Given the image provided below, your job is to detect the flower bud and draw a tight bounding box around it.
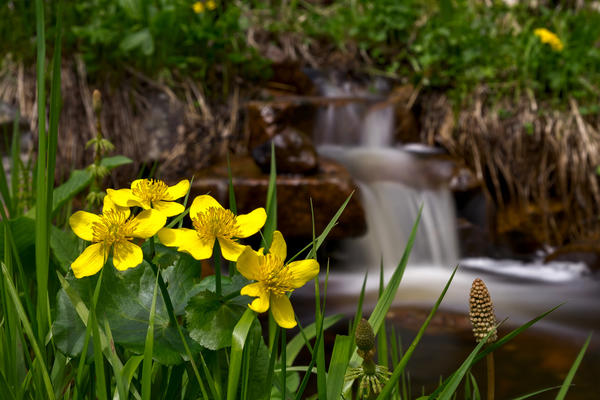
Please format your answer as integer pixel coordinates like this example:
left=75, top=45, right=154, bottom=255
left=92, top=89, right=102, bottom=114
left=469, top=278, right=497, bottom=343
left=355, top=318, right=376, bottom=351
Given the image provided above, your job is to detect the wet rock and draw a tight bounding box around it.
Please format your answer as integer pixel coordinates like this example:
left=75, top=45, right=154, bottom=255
left=449, top=166, right=481, bottom=192
left=544, top=240, right=600, bottom=271
left=140, top=92, right=186, bottom=164
left=251, top=127, right=319, bottom=174
left=246, top=99, right=317, bottom=150
left=191, top=155, right=366, bottom=239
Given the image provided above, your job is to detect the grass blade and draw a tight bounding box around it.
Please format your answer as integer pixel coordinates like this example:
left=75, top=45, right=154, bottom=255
left=511, top=385, right=562, bottom=400
left=34, top=0, right=50, bottom=344
left=1, top=262, right=55, bottom=400
left=227, top=308, right=256, bottom=400
left=555, top=333, right=592, bottom=400
left=377, top=265, right=458, bottom=399
left=263, top=142, right=277, bottom=252
left=307, top=192, right=354, bottom=259
left=142, top=275, right=159, bottom=400
left=326, top=335, right=353, bottom=400
left=286, top=314, right=343, bottom=366
left=10, top=109, right=21, bottom=214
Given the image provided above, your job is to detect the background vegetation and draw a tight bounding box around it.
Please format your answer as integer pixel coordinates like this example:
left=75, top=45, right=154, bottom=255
left=3, top=1, right=600, bottom=106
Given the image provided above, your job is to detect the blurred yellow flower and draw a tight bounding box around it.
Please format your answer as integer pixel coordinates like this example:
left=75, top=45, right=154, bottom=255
left=158, top=194, right=266, bottom=261
left=107, top=179, right=189, bottom=217
left=534, top=28, right=564, bottom=52
left=193, top=1, right=216, bottom=13
left=69, top=197, right=166, bottom=278
left=237, top=231, right=320, bottom=328
left=193, top=2, right=205, bottom=13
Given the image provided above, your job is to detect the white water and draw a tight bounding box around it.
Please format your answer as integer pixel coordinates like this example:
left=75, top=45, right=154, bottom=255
left=310, top=76, right=598, bottom=332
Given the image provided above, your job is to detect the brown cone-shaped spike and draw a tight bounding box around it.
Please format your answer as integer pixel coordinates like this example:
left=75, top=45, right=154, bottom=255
left=355, top=318, right=376, bottom=351
left=469, top=278, right=498, bottom=343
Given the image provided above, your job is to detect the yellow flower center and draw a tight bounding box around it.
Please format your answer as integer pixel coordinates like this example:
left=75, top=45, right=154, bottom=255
left=192, top=206, right=242, bottom=242
left=92, top=210, right=137, bottom=247
left=259, top=254, right=293, bottom=296
left=131, top=179, right=169, bottom=204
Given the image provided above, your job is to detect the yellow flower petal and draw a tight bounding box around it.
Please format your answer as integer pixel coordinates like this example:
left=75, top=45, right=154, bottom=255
left=153, top=200, right=185, bottom=217
left=164, top=180, right=190, bottom=201
left=158, top=228, right=213, bottom=260
left=240, top=281, right=263, bottom=298
left=131, top=209, right=166, bottom=238
left=107, top=188, right=145, bottom=209
left=190, top=195, right=222, bottom=219
left=268, top=230, right=286, bottom=260
left=217, top=237, right=246, bottom=262
left=112, top=241, right=143, bottom=271
left=71, top=243, right=107, bottom=278
left=242, top=283, right=270, bottom=313
left=271, top=294, right=296, bottom=328
left=102, top=195, right=131, bottom=217
left=69, top=211, right=101, bottom=242
left=287, top=259, right=320, bottom=288
left=235, top=208, right=267, bottom=238
left=236, top=246, right=262, bottom=281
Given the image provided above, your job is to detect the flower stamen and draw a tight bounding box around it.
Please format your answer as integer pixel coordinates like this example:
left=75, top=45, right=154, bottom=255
left=131, top=179, right=169, bottom=204
left=92, top=210, right=137, bottom=246
left=192, top=206, right=242, bottom=242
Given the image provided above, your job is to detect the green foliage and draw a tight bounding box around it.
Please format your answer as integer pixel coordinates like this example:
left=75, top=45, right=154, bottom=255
left=53, top=257, right=203, bottom=365
left=3, top=0, right=269, bottom=92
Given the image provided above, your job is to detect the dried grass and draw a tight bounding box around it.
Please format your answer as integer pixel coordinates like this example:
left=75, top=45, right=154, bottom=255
left=420, top=88, right=600, bottom=246
left=0, top=58, right=243, bottom=185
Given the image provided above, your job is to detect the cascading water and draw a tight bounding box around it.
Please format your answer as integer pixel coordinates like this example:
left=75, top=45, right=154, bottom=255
left=310, top=74, right=600, bottom=333
left=313, top=76, right=459, bottom=269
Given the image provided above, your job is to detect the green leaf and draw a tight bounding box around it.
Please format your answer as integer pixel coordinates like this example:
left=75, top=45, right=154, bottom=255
left=120, top=28, right=155, bottom=56
left=49, top=225, right=79, bottom=272
left=0, top=216, right=35, bottom=274
left=185, top=289, right=246, bottom=350
left=53, top=255, right=203, bottom=365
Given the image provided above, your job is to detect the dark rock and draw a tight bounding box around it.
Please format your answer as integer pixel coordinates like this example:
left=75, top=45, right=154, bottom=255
left=246, top=99, right=317, bottom=150
left=190, top=155, right=366, bottom=239
left=140, top=92, right=186, bottom=164
left=267, top=61, right=316, bottom=95
left=251, top=127, right=319, bottom=174
left=544, top=240, right=600, bottom=271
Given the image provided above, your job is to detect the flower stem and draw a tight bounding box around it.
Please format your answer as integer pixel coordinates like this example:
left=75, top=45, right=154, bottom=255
left=486, top=352, right=495, bottom=400
left=214, top=241, right=222, bottom=298
left=146, top=258, right=213, bottom=399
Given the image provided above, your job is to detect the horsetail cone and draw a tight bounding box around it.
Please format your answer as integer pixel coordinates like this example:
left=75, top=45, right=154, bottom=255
left=356, top=318, right=376, bottom=351
left=469, top=278, right=498, bottom=343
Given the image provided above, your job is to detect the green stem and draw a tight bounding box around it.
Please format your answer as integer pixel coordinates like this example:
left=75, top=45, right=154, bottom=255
left=146, top=258, right=216, bottom=399
left=214, top=241, right=222, bottom=298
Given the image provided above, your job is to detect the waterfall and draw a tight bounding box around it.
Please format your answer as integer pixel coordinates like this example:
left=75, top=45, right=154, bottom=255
left=313, top=78, right=459, bottom=269
left=308, top=75, right=598, bottom=333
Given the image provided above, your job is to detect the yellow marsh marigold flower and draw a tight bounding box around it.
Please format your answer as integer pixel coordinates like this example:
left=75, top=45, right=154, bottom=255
left=237, top=231, right=319, bottom=328
left=192, top=1, right=205, bottom=13
left=69, top=196, right=166, bottom=278
left=158, top=194, right=266, bottom=261
left=107, top=179, right=189, bottom=217
left=534, top=28, right=564, bottom=52
left=193, top=0, right=216, bottom=13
